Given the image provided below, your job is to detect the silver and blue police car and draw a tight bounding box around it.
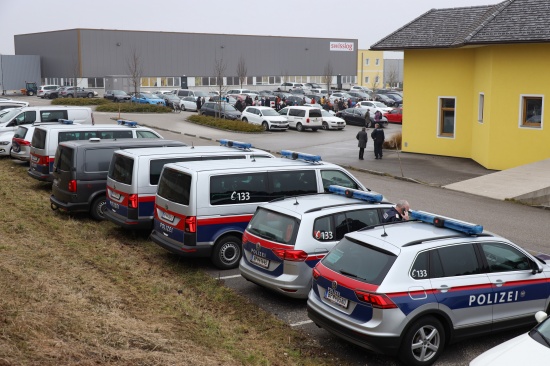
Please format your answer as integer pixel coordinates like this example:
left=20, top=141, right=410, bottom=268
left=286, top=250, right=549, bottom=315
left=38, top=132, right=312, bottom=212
left=239, top=186, right=391, bottom=299
left=307, top=211, right=550, bottom=366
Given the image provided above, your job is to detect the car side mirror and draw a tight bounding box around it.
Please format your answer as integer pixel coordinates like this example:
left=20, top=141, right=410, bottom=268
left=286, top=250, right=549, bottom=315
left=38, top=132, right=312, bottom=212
left=535, top=311, right=548, bottom=323
left=531, top=260, right=543, bottom=274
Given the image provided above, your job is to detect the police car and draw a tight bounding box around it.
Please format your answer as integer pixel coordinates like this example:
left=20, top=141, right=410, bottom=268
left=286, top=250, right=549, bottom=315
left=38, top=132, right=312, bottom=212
left=307, top=211, right=550, bottom=366
left=239, top=186, right=391, bottom=299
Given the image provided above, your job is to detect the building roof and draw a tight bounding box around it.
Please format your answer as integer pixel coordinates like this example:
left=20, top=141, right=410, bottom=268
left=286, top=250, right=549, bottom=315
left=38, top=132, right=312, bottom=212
left=371, top=0, right=550, bottom=50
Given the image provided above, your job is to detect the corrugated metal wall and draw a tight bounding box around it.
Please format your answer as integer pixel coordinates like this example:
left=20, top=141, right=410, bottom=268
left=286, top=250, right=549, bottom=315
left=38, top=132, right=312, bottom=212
left=15, top=29, right=357, bottom=79
left=0, top=55, right=41, bottom=90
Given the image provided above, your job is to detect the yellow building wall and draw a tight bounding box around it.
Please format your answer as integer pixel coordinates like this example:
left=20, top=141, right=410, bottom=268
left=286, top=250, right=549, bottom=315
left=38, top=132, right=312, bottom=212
left=402, top=44, right=550, bottom=170
left=357, top=50, right=384, bottom=89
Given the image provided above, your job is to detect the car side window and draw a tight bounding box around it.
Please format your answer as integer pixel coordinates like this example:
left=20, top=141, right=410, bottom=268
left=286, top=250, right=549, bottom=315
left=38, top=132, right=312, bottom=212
left=480, top=242, right=531, bottom=272
left=278, top=108, right=288, bottom=116
left=288, top=109, right=299, bottom=117
left=435, top=244, right=482, bottom=277
left=320, top=170, right=359, bottom=192
left=313, top=215, right=335, bottom=241
left=297, top=110, right=306, bottom=117
left=410, top=251, right=430, bottom=280
left=136, top=130, right=160, bottom=138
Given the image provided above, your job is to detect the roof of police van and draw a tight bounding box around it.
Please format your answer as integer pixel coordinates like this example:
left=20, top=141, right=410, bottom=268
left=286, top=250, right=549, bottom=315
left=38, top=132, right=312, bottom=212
left=58, top=138, right=186, bottom=148
left=34, top=123, right=154, bottom=130
left=164, top=157, right=335, bottom=171
left=115, top=145, right=274, bottom=157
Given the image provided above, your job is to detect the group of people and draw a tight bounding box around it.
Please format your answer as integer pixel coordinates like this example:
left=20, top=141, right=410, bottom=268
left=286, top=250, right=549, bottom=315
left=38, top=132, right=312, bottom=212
left=356, top=122, right=385, bottom=160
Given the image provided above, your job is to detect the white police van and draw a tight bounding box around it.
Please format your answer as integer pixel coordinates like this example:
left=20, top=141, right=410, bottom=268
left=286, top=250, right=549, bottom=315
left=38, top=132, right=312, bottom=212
left=0, top=106, right=94, bottom=134
left=28, top=120, right=162, bottom=182
left=105, top=140, right=275, bottom=230
left=307, top=211, right=550, bottom=366
left=150, top=151, right=369, bottom=269
left=239, top=186, right=392, bottom=299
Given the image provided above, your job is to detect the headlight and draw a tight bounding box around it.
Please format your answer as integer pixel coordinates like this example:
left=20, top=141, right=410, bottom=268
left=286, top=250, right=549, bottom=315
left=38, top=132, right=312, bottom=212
left=0, top=141, right=10, bottom=145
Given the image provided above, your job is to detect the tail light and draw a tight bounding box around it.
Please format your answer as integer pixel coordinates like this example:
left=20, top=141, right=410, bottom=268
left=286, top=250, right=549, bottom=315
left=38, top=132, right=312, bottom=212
left=306, top=118, right=310, bottom=123
left=13, top=138, right=30, bottom=146
left=272, top=248, right=308, bottom=262
left=185, top=216, right=196, bottom=233
left=354, top=290, right=397, bottom=309
left=312, top=267, right=321, bottom=280
left=68, top=179, right=77, bottom=193
left=128, top=194, right=138, bottom=209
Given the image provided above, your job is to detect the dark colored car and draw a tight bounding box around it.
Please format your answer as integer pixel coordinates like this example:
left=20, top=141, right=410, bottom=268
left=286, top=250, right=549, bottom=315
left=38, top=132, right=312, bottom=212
left=50, top=138, right=187, bottom=220
left=103, top=90, right=131, bottom=102
left=60, top=87, right=96, bottom=98
left=335, top=108, right=368, bottom=126
left=283, top=96, right=305, bottom=106
left=347, top=91, right=370, bottom=101
left=374, top=94, right=396, bottom=106
left=43, top=87, right=68, bottom=100
left=159, top=93, right=181, bottom=108
left=199, top=102, right=241, bottom=120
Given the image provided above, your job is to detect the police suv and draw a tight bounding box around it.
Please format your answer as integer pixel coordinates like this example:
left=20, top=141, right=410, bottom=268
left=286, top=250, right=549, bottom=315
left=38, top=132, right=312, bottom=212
left=240, top=186, right=391, bottom=299
left=307, top=211, right=550, bottom=366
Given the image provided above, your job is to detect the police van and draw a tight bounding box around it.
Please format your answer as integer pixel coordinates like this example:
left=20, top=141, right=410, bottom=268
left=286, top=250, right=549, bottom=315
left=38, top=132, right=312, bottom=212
left=240, top=186, right=392, bottom=299
left=105, top=140, right=275, bottom=230
left=0, top=106, right=94, bottom=134
left=150, top=151, right=370, bottom=269
left=29, top=120, right=163, bottom=182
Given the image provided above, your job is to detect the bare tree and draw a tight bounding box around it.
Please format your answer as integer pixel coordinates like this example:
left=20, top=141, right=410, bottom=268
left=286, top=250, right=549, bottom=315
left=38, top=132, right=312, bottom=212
left=236, top=55, right=247, bottom=90
left=370, top=72, right=381, bottom=94
left=386, top=66, right=399, bottom=89
left=126, top=48, right=142, bottom=96
left=322, top=62, right=334, bottom=96
left=213, top=54, right=227, bottom=118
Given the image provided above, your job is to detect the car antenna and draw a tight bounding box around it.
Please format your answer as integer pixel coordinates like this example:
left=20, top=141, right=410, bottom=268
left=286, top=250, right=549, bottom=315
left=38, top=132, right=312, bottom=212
left=293, top=197, right=299, bottom=205
left=381, top=224, right=388, bottom=237
left=251, top=154, right=256, bottom=162
left=191, top=142, right=194, bottom=149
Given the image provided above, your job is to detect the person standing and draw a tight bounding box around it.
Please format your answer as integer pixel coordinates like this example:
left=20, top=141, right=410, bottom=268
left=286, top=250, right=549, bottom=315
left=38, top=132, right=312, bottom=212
left=382, top=200, right=410, bottom=222
left=356, top=127, right=368, bottom=160
left=196, top=96, right=202, bottom=112
left=364, top=109, right=371, bottom=127
left=371, top=123, right=385, bottom=159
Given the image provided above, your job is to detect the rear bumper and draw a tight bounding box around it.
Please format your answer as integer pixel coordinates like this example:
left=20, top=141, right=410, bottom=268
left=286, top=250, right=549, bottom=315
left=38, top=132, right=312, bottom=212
left=28, top=168, right=52, bottom=182
left=150, top=230, right=210, bottom=257
left=50, top=194, right=89, bottom=213
left=104, top=209, right=152, bottom=231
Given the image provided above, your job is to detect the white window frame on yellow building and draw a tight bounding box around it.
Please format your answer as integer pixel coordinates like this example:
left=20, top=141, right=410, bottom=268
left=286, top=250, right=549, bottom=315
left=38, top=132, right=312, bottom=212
left=478, top=93, right=484, bottom=123
left=519, top=94, right=543, bottom=129
left=438, top=96, right=456, bottom=138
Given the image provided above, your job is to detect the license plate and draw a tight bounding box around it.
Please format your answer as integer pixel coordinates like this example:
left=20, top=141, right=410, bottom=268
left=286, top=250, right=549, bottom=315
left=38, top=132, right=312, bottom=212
left=161, top=211, right=175, bottom=222
left=110, top=191, right=121, bottom=200
left=250, top=255, right=270, bottom=269
left=325, top=287, right=349, bottom=308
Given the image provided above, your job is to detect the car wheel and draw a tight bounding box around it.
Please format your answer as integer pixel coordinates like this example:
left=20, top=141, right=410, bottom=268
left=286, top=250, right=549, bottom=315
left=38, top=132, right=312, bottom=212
left=67, top=94, right=73, bottom=98
left=27, top=91, right=35, bottom=96
left=312, top=128, right=318, bottom=132
left=262, top=122, right=269, bottom=131
left=400, top=316, right=445, bottom=366
left=87, top=93, right=93, bottom=98
left=182, top=105, right=186, bottom=111
left=90, top=196, right=107, bottom=221
left=242, top=117, right=248, bottom=122
left=322, top=122, right=329, bottom=130
left=211, top=235, right=242, bottom=270
left=296, top=122, right=303, bottom=132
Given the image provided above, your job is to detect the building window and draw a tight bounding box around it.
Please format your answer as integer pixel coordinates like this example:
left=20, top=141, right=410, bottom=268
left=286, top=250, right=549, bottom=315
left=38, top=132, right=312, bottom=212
left=365, top=76, right=369, bottom=83
left=365, top=59, right=370, bottom=66
left=521, top=95, right=543, bottom=128
left=478, top=93, right=484, bottom=123
left=375, top=75, right=379, bottom=83
left=439, top=97, right=456, bottom=137
left=375, top=59, right=380, bottom=66
left=194, top=77, right=202, bottom=86
left=161, top=77, right=179, bottom=87
left=275, top=76, right=281, bottom=84
left=88, top=77, right=104, bottom=88
left=141, top=77, right=157, bottom=87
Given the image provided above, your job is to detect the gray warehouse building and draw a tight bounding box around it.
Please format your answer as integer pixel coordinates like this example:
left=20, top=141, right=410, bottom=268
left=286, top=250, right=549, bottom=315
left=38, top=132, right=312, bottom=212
left=14, top=29, right=358, bottom=92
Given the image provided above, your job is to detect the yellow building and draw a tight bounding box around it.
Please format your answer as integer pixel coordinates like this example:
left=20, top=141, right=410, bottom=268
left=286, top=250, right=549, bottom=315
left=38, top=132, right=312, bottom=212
left=371, top=0, right=550, bottom=170
left=357, top=50, right=384, bottom=90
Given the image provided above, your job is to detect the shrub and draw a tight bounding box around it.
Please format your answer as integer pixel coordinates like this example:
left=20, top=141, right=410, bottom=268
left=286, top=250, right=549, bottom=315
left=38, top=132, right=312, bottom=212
left=96, top=103, right=171, bottom=113
left=51, top=98, right=110, bottom=106
left=383, top=132, right=402, bottom=150
left=188, top=115, right=264, bottom=133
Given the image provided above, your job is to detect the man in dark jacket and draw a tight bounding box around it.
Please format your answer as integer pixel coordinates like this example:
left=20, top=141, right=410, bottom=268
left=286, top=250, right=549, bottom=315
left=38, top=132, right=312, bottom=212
left=371, top=123, right=385, bottom=159
left=356, top=127, right=368, bottom=160
left=196, top=96, right=202, bottom=111
left=382, top=200, right=410, bottom=223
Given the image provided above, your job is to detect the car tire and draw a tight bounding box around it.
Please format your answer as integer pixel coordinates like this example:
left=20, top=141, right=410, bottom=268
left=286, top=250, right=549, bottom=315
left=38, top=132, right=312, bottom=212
left=242, top=117, right=248, bottom=122
left=322, top=122, right=329, bottom=130
left=87, top=93, right=93, bottom=98
left=211, top=235, right=242, bottom=270
left=296, top=122, right=303, bottom=132
left=90, top=196, right=107, bottom=221
left=27, top=91, right=35, bottom=96
left=312, top=128, right=318, bottom=132
left=399, top=316, right=445, bottom=366
left=262, top=121, right=269, bottom=131
left=67, top=94, right=73, bottom=98
left=182, top=105, right=186, bottom=111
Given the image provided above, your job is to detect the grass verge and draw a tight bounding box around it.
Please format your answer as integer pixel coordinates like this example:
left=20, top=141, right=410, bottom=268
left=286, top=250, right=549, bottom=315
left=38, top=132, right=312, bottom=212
left=51, top=98, right=111, bottom=106
left=188, top=115, right=264, bottom=133
left=95, top=103, right=172, bottom=113
left=0, top=158, right=337, bottom=366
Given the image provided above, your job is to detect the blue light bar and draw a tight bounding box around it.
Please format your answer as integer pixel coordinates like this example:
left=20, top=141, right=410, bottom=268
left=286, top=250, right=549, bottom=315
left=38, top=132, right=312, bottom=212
left=280, top=150, right=322, bottom=163
left=328, top=185, right=383, bottom=203
left=409, top=210, right=483, bottom=235
left=219, top=139, right=252, bottom=150
left=59, top=119, right=74, bottom=124
left=117, top=119, right=138, bottom=127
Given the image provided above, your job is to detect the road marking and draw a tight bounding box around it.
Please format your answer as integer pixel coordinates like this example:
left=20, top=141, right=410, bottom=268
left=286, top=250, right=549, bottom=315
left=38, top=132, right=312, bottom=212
left=290, top=320, right=313, bottom=327
left=216, top=274, right=242, bottom=280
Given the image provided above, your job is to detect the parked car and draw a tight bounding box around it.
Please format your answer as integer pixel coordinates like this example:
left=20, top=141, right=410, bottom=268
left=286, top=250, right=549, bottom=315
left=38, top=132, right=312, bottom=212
left=384, top=107, right=403, bottom=123
left=131, top=92, right=166, bottom=106
left=159, top=93, right=181, bottom=108
left=103, top=90, right=131, bottom=102
left=283, top=95, right=305, bottom=106
left=374, top=93, right=397, bottom=106
left=336, top=108, right=388, bottom=127
left=347, top=91, right=371, bottom=101
left=10, top=124, right=37, bottom=161
left=37, top=85, right=60, bottom=98
left=60, top=87, right=97, bottom=98
left=179, top=96, right=199, bottom=111
left=320, top=109, right=346, bottom=130
left=350, top=85, right=373, bottom=93
left=356, top=100, right=393, bottom=113
left=241, top=106, right=289, bottom=131
left=277, top=106, right=322, bottom=131
left=277, top=82, right=306, bottom=91
left=0, top=131, right=15, bottom=156
left=43, top=86, right=68, bottom=99
left=329, top=92, right=355, bottom=103
left=199, top=102, right=241, bottom=120
left=0, top=100, right=29, bottom=111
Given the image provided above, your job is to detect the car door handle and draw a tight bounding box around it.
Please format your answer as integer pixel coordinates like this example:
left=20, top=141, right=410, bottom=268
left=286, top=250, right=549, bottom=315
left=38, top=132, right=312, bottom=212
left=493, top=280, right=504, bottom=287
left=438, top=285, right=450, bottom=293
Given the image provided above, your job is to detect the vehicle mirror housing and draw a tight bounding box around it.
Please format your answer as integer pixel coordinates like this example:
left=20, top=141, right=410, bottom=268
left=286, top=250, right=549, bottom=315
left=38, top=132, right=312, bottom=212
left=531, top=260, right=543, bottom=274
left=535, top=311, right=548, bottom=323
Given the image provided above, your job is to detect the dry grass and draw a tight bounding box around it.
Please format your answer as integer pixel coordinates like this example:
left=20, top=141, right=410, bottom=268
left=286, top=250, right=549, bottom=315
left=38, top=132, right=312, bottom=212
left=0, top=159, right=337, bottom=366
left=383, top=132, right=402, bottom=150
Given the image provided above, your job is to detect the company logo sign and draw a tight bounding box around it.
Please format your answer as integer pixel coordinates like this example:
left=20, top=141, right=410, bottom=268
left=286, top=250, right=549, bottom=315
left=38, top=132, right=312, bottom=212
left=330, top=42, right=354, bottom=52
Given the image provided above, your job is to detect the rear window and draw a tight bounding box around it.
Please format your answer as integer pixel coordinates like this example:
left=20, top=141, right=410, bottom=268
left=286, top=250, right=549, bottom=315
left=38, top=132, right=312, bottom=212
left=157, top=168, right=192, bottom=205
left=14, top=126, right=29, bottom=139
left=247, top=208, right=298, bottom=245
left=322, top=238, right=397, bottom=285
left=32, top=128, right=47, bottom=149
left=108, top=154, right=134, bottom=185
left=55, top=145, right=73, bottom=172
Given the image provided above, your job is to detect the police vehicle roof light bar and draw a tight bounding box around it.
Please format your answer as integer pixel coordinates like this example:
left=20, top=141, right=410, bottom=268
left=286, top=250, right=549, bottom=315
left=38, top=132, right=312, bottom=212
left=219, top=139, right=252, bottom=150
left=280, top=150, right=322, bottom=163
left=117, top=119, right=138, bottom=127
left=409, top=210, right=483, bottom=235
left=58, top=119, right=74, bottom=124
left=328, top=185, right=383, bottom=203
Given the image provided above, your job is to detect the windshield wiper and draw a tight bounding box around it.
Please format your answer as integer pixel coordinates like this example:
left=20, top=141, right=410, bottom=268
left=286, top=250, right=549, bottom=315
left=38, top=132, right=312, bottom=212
left=339, top=269, right=366, bottom=281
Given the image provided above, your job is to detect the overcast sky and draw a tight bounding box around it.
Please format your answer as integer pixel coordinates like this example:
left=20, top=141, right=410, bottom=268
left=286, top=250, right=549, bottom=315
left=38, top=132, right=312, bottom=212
left=0, top=0, right=496, bottom=56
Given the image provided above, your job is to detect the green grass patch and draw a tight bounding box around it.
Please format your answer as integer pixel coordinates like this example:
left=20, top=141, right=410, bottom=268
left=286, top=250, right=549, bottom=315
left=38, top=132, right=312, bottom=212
left=188, top=115, right=264, bottom=133
left=51, top=98, right=110, bottom=106
left=96, top=102, right=172, bottom=113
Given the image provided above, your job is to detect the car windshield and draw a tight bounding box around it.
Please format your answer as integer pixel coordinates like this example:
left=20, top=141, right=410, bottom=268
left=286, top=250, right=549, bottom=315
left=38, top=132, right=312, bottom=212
left=247, top=208, right=298, bottom=245
left=142, top=93, right=159, bottom=99
left=0, top=108, right=22, bottom=123
left=113, top=91, right=127, bottom=95
left=530, top=317, right=550, bottom=348
left=194, top=91, right=209, bottom=97
left=218, top=103, right=237, bottom=111
left=321, top=110, right=332, bottom=117
left=373, top=102, right=387, bottom=108
left=261, top=109, right=279, bottom=116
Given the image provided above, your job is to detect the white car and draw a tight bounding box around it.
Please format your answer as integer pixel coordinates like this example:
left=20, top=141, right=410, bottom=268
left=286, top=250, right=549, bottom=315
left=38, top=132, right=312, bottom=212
left=320, top=109, right=345, bottom=130
left=10, top=124, right=37, bottom=161
left=179, top=96, right=198, bottom=111
left=0, top=131, right=15, bottom=156
left=470, top=311, right=550, bottom=365
left=329, top=92, right=353, bottom=103
left=356, top=100, right=393, bottom=113
left=241, top=106, right=289, bottom=131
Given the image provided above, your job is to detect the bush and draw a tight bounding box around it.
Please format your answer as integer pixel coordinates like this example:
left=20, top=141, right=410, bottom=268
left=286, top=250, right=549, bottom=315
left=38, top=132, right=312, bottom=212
left=188, top=115, right=264, bottom=133
left=383, top=132, right=402, bottom=150
left=51, top=98, right=110, bottom=106
left=96, top=102, right=172, bottom=113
